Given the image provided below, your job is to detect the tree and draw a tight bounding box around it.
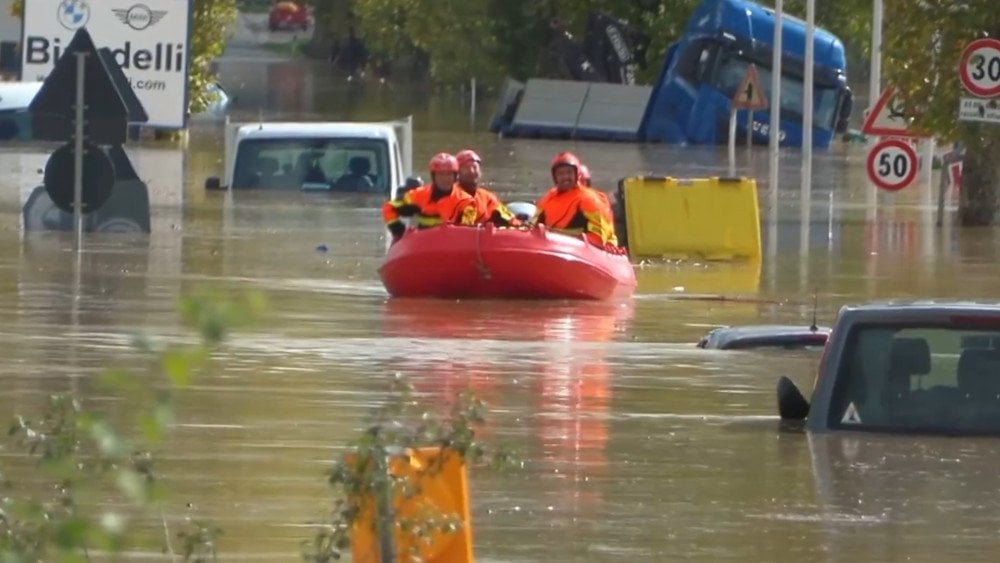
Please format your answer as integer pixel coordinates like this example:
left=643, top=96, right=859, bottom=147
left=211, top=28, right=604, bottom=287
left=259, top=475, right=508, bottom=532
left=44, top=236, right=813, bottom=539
left=10, top=0, right=236, bottom=119
left=188, top=0, right=239, bottom=115
left=879, top=0, right=1000, bottom=225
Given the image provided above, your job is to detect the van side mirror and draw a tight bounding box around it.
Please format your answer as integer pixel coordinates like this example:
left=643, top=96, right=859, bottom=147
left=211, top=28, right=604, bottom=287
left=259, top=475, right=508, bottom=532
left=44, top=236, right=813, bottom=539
left=777, top=376, right=810, bottom=420
left=205, top=176, right=222, bottom=190
left=835, top=89, right=853, bottom=134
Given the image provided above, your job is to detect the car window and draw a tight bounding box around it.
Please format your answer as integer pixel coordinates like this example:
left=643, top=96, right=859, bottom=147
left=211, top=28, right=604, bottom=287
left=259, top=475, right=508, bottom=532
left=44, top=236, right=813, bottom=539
left=231, top=137, right=388, bottom=192
left=829, top=322, right=1000, bottom=434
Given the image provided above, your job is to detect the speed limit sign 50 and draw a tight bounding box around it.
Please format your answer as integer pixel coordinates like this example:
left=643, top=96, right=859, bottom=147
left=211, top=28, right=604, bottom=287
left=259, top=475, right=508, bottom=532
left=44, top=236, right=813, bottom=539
left=867, top=139, right=918, bottom=192
left=960, top=38, right=1000, bottom=97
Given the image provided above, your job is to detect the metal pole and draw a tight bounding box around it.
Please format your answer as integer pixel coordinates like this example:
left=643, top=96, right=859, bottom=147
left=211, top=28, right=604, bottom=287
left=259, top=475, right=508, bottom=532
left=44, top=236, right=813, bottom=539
left=470, top=77, right=477, bottom=126
left=870, top=0, right=883, bottom=110
left=374, top=447, right=396, bottom=563
left=768, top=0, right=783, bottom=211
left=921, top=138, right=935, bottom=208
left=74, top=52, right=87, bottom=250
left=728, top=109, right=737, bottom=177
left=746, top=110, right=753, bottom=149
left=866, top=0, right=883, bottom=212
left=801, top=0, right=815, bottom=202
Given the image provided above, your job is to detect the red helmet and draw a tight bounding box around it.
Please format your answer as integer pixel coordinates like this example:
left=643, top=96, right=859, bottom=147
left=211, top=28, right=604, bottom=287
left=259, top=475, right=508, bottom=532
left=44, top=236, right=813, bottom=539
left=551, top=151, right=582, bottom=180
left=578, top=163, right=592, bottom=185
left=456, top=149, right=482, bottom=168
left=428, top=152, right=459, bottom=173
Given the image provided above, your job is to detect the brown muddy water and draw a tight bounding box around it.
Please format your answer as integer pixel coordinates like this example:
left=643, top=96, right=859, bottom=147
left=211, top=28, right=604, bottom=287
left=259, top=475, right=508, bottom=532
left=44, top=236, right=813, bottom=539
left=2, top=57, right=1000, bottom=561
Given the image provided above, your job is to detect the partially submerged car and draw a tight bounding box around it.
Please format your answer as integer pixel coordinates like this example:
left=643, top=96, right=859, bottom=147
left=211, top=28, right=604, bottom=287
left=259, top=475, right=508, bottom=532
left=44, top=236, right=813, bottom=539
left=205, top=118, right=416, bottom=199
left=778, top=301, right=1000, bottom=435
left=698, top=324, right=830, bottom=350
left=269, top=1, right=309, bottom=31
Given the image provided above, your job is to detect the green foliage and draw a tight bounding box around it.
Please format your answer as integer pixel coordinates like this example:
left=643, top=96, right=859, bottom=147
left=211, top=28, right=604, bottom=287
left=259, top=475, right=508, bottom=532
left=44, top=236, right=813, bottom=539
left=302, top=373, right=516, bottom=562
left=189, top=0, right=239, bottom=116
left=10, top=0, right=21, bottom=17
left=0, top=292, right=262, bottom=562
left=877, top=1, right=1000, bottom=224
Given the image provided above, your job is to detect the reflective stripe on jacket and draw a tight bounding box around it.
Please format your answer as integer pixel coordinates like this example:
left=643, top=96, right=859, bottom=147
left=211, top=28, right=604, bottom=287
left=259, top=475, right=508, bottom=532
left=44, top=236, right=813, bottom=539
left=382, top=185, right=478, bottom=229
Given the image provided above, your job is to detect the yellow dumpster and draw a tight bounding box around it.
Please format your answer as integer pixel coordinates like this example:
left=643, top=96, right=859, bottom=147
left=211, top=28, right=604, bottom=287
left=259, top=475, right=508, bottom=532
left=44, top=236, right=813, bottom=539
left=620, top=176, right=761, bottom=261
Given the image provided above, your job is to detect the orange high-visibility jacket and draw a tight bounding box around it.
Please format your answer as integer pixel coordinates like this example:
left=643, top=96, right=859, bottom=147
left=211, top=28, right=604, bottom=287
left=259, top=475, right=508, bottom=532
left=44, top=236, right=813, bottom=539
left=532, top=184, right=617, bottom=246
left=382, top=184, right=478, bottom=229
left=461, top=185, right=519, bottom=227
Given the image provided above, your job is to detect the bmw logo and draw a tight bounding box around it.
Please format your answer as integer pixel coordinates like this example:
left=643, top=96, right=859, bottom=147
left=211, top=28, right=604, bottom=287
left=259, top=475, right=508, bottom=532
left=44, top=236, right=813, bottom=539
left=57, top=0, right=90, bottom=31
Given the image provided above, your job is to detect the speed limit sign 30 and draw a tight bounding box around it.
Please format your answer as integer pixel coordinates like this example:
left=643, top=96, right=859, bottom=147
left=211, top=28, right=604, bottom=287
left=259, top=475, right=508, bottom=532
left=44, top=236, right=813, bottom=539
left=867, top=139, right=918, bottom=192
left=960, top=38, right=1000, bottom=97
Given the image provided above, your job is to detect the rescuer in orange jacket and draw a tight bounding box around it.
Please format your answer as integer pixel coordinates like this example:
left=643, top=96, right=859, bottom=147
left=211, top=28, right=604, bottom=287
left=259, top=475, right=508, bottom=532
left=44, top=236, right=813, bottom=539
left=576, top=162, right=619, bottom=246
left=455, top=149, right=519, bottom=227
left=382, top=153, right=478, bottom=242
left=529, top=152, right=619, bottom=248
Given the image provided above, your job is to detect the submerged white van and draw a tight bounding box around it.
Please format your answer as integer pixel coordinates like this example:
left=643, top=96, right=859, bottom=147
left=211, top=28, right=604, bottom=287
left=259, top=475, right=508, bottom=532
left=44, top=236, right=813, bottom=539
left=205, top=118, right=417, bottom=200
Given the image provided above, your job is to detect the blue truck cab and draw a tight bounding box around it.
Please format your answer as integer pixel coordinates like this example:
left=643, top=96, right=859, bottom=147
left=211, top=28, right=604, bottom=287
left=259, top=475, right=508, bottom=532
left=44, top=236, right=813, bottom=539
left=639, top=0, right=853, bottom=148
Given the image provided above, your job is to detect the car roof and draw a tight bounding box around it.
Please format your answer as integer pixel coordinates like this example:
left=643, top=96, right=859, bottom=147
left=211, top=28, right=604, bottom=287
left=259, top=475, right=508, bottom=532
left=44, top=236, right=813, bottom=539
left=838, top=301, right=1000, bottom=322
left=0, top=82, right=44, bottom=112
left=236, top=122, right=397, bottom=141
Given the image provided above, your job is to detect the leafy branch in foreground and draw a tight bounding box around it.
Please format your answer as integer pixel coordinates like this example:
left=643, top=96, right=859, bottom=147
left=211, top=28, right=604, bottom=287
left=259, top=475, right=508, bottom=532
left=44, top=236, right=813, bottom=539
left=0, top=292, right=263, bottom=562
left=302, top=373, right=517, bottom=563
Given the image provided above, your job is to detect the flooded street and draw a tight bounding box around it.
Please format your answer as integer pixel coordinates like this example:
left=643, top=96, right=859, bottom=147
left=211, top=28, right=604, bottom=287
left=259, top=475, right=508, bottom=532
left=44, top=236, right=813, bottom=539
left=3, top=56, right=1000, bottom=561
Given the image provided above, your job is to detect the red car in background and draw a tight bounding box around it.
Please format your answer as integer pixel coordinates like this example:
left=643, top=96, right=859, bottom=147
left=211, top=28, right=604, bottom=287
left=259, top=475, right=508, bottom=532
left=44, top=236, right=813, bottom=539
left=268, top=1, right=309, bottom=31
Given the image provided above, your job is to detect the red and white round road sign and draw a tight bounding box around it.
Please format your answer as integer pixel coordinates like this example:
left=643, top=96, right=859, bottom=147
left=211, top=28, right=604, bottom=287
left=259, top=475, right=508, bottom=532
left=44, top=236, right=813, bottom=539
left=960, top=38, right=1000, bottom=97
left=866, top=139, right=918, bottom=192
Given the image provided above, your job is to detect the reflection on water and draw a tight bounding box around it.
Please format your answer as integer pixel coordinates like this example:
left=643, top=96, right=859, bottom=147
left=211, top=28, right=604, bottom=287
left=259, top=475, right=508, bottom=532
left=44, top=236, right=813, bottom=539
left=1, top=56, right=1000, bottom=561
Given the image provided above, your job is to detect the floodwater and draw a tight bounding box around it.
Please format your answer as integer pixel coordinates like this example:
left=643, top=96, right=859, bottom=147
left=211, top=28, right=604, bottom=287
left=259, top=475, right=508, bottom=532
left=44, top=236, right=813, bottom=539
left=3, top=55, right=1000, bottom=562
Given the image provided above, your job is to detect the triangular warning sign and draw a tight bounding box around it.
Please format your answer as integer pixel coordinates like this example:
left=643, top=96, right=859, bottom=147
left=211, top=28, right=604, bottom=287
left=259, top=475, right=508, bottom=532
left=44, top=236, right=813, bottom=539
left=732, top=64, right=768, bottom=110
left=841, top=402, right=863, bottom=425
left=861, top=86, right=917, bottom=137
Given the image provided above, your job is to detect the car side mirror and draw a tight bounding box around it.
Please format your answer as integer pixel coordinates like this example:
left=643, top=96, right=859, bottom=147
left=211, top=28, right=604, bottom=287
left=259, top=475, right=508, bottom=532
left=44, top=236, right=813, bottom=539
left=205, top=176, right=222, bottom=190
left=835, top=89, right=853, bottom=134
left=777, top=376, right=810, bottom=420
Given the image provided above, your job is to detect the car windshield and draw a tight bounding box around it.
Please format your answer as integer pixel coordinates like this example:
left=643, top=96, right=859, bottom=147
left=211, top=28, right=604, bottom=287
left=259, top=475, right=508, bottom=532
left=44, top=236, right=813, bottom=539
left=713, top=55, right=840, bottom=130
left=231, top=137, right=388, bottom=192
left=829, top=322, right=1000, bottom=434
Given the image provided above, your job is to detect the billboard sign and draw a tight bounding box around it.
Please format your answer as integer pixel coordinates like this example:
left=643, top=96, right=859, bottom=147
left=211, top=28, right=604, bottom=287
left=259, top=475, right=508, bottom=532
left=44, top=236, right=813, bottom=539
left=21, top=0, right=192, bottom=128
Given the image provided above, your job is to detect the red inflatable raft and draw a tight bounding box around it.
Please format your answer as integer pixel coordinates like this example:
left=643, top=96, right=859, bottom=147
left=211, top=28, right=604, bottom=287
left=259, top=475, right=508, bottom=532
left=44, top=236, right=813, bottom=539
left=379, top=224, right=636, bottom=300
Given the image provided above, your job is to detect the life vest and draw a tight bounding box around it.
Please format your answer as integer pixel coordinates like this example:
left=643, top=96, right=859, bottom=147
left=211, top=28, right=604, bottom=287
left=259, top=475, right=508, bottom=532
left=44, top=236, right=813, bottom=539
left=382, top=184, right=478, bottom=229
left=591, top=188, right=619, bottom=246
left=532, top=184, right=617, bottom=246
left=459, top=184, right=519, bottom=227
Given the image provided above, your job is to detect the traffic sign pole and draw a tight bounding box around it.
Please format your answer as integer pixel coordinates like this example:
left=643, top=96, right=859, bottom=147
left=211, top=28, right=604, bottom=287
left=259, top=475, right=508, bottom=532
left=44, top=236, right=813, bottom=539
left=728, top=109, right=737, bottom=176
left=74, top=51, right=87, bottom=250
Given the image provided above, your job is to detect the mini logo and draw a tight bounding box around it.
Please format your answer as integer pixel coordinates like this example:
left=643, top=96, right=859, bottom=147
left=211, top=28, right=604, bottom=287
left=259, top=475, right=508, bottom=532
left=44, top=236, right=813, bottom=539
left=112, top=4, right=167, bottom=30
left=57, top=0, right=90, bottom=30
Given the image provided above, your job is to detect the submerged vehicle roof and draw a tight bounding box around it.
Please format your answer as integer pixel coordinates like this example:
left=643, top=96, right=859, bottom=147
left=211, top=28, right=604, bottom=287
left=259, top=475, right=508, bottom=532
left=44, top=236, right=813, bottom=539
left=698, top=324, right=831, bottom=350
left=686, top=0, right=846, bottom=71
left=234, top=122, right=399, bottom=141
left=836, top=300, right=1000, bottom=321
left=0, top=81, right=44, bottom=112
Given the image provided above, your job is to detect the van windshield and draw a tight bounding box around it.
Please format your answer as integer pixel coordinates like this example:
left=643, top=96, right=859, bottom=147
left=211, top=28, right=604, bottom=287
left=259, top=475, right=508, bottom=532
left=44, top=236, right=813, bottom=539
left=829, top=323, right=1000, bottom=435
left=713, top=55, right=840, bottom=130
left=231, top=137, right=388, bottom=192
